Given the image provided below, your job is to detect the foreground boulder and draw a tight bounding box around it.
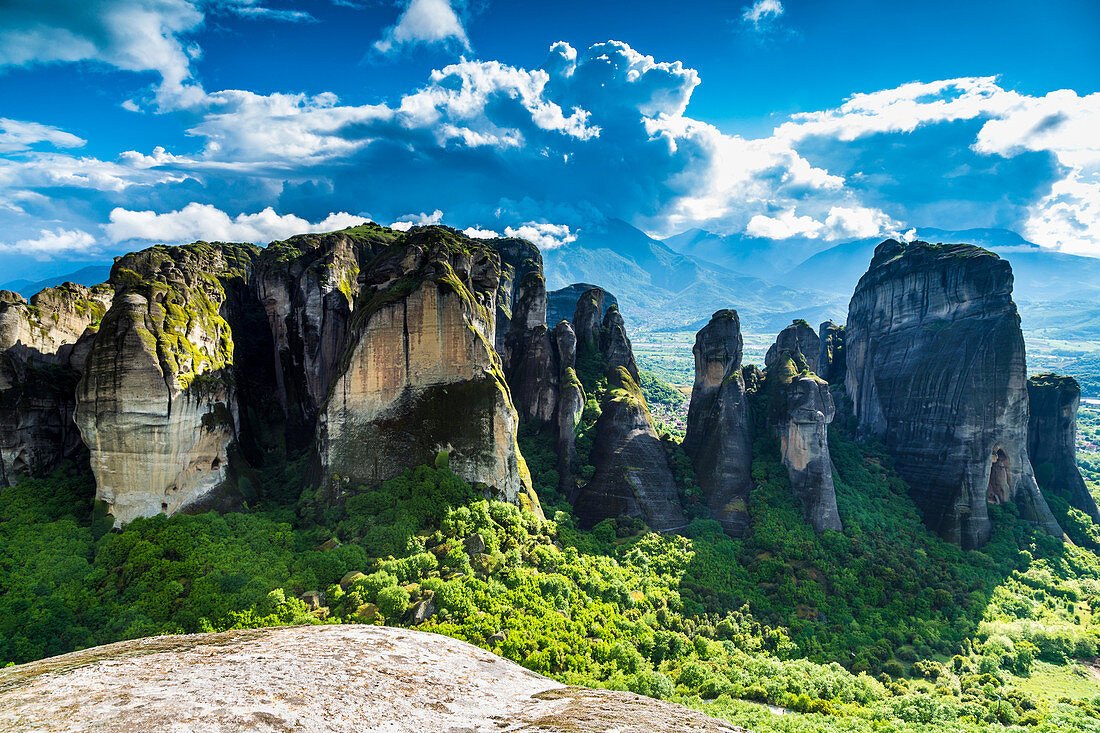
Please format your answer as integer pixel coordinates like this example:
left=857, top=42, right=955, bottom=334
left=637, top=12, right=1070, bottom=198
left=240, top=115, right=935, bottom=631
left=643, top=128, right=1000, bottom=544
left=0, top=284, right=112, bottom=484
left=846, top=239, right=1061, bottom=548
left=683, top=310, right=754, bottom=536
left=1028, top=373, right=1100, bottom=523
left=0, top=626, right=745, bottom=732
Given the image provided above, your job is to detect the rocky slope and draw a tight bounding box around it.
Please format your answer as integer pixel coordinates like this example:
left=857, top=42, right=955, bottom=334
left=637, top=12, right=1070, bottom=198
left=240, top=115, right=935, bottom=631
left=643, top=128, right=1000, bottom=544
left=845, top=239, right=1061, bottom=548
left=1028, top=373, right=1100, bottom=523
left=683, top=310, right=755, bottom=536
left=0, top=284, right=112, bottom=485
left=0, top=626, right=745, bottom=732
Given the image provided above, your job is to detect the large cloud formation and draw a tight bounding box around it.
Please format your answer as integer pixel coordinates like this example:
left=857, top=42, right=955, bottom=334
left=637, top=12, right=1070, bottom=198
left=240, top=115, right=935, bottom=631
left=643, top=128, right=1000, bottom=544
left=0, top=0, right=1097, bottom=264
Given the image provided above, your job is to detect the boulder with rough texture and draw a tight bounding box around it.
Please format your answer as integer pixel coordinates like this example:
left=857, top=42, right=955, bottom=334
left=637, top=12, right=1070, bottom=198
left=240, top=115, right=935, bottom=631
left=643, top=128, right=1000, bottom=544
left=1028, top=373, right=1100, bottom=523
left=765, top=319, right=820, bottom=373
left=75, top=243, right=256, bottom=524
left=766, top=353, right=842, bottom=532
left=817, top=320, right=846, bottom=384
left=683, top=310, right=754, bottom=536
left=573, top=366, right=686, bottom=531
left=0, top=626, right=745, bottom=733
left=846, top=239, right=1061, bottom=548
left=317, top=227, right=540, bottom=515
left=0, top=284, right=113, bottom=484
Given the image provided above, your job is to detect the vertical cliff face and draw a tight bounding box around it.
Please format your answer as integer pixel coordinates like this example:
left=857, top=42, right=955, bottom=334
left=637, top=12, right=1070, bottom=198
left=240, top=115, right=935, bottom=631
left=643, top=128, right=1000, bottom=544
left=75, top=244, right=257, bottom=524
left=491, top=238, right=543, bottom=355
left=1028, top=374, right=1099, bottom=523
left=317, top=228, right=540, bottom=515
left=0, top=284, right=113, bottom=485
left=599, top=305, right=639, bottom=383
left=571, top=288, right=605, bottom=352
left=552, top=320, right=584, bottom=494
left=846, top=239, right=1061, bottom=548
left=573, top=366, right=686, bottom=531
left=766, top=352, right=843, bottom=532
left=501, top=271, right=557, bottom=425
left=765, top=320, right=820, bottom=373
left=817, top=321, right=846, bottom=385
left=682, top=310, right=754, bottom=536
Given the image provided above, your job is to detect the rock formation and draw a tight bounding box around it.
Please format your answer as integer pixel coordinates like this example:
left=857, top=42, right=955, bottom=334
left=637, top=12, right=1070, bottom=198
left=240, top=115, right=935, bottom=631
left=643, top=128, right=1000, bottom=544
left=766, top=351, right=843, bottom=532
left=546, top=283, right=617, bottom=330
left=502, top=270, right=558, bottom=425
left=75, top=243, right=256, bottom=524
left=817, top=320, right=846, bottom=384
left=572, top=287, right=605, bottom=352
left=765, top=319, right=819, bottom=373
left=552, top=320, right=584, bottom=493
left=682, top=310, right=754, bottom=536
left=0, top=284, right=112, bottom=484
left=317, top=227, right=540, bottom=515
left=573, top=366, right=686, bottom=531
left=1028, top=373, right=1100, bottom=523
left=492, top=237, right=544, bottom=354
left=0, top=626, right=744, bottom=732
left=846, top=239, right=1061, bottom=547
left=600, top=305, right=640, bottom=382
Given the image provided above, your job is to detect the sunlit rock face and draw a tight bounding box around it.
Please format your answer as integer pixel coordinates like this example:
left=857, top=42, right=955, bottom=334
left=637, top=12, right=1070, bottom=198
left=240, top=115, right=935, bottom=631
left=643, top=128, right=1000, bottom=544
left=317, top=229, right=540, bottom=516
left=683, top=309, right=754, bottom=536
left=846, top=239, right=1061, bottom=548
left=75, top=244, right=255, bottom=525
left=0, top=284, right=112, bottom=485
left=1028, top=373, right=1100, bottom=523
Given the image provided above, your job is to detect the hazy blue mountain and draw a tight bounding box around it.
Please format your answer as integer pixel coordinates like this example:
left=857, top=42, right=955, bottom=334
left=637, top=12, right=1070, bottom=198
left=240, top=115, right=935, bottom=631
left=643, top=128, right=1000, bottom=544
left=661, top=229, right=825, bottom=280
left=541, top=219, right=844, bottom=332
left=1, top=264, right=112, bottom=297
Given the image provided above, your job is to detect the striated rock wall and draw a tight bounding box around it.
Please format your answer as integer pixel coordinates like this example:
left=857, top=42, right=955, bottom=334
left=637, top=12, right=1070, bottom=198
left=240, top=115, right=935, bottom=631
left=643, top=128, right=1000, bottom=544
left=817, top=321, right=846, bottom=384
left=1028, top=373, right=1100, bottom=523
left=766, top=353, right=842, bottom=532
left=75, top=243, right=256, bottom=524
left=317, top=229, right=540, bottom=515
left=683, top=310, right=754, bottom=536
left=0, top=284, right=113, bottom=484
left=846, top=239, right=1061, bottom=547
left=502, top=271, right=558, bottom=425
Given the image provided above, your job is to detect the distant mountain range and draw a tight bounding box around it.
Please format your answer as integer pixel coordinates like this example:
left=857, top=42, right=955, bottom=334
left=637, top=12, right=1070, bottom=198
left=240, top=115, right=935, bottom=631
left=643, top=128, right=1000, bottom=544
left=1, top=265, right=113, bottom=298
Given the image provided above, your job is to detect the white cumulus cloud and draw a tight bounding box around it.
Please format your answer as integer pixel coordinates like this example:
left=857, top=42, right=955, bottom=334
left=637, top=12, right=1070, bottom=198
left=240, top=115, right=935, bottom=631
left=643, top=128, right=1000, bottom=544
left=0, top=228, right=98, bottom=259
left=742, top=0, right=784, bottom=29
left=106, top=203, right=370, bottom=244
left=389, top=209, right=444, bottom=231
left=503, top=222, right=576, bottom=250
left=374, top=0, right=470, bottom=55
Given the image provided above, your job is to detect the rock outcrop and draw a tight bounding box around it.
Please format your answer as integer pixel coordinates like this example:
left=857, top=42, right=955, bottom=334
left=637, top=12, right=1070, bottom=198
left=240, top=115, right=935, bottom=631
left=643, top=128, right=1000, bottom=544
left=765, top=319, right=819, bottom=373
left=502, top=270, right=558, bottom=425
left=766, top=352, right=842, bottom=532
left=600, top=305, right=640, bottom=382
left=0, top=626, right=744, bottom=733
left=492, top=237, right=544, bottom=354
left=572, top=287, right=605, bottom=352
left=846, top=239, right=1061, bottom=547
left=317, top=228, right=540, bottom=515
left=0, top=284, right=112, bottom=484
left=552, top=320, right=584, bottom=493
left=75, top=243, right=256, bottom=524
left=1028, top=373, right=1100, bottom=523
left=546, top=283, right=617, bottom=330
left=817, top=320, right=846, bottom=384
left=573, top=366, right=686, bottom=531
left=683, top=310, right=754, bottom=536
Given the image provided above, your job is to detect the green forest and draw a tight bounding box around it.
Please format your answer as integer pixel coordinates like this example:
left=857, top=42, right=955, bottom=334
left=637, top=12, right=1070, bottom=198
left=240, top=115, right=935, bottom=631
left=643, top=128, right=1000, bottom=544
left=3, top=369, right=1100, bottom=732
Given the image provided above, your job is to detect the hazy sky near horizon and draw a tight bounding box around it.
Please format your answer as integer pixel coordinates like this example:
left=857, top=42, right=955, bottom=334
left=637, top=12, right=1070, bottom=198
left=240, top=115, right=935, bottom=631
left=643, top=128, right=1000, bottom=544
left=1, top=0, right=1098, bottom=280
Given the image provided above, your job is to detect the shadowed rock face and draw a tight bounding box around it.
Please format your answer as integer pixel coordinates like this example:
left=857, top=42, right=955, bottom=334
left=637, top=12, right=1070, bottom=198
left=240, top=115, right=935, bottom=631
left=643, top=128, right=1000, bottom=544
left=1028, top=373, right=1100, bottom=523
left=318, top=229, right=540, bottom=516
left=491, top=237, right=544, bottom=355
left=503, top=271, right=558, bottom=425
left=0, top=626, right=745, bottom=733
left=573, top=367, right=686, bottom=531
left=600, top=305, right=639, bottom=382
left=546, top=283, right=617, bottom=330
left=0, top=284, right=113, bottom=485
left=765, top=320, right=820, bottom=373
left=572, top=288, right=606, bottom=352
left=846, top=239, right=1061, bottom=548
left=817, top=321, right=846, bottom=385
left=766, top=353, right=842, bottom=532
left=683, top=309, right=754, bottom=536
left=553, top=321, right=584, bottom=494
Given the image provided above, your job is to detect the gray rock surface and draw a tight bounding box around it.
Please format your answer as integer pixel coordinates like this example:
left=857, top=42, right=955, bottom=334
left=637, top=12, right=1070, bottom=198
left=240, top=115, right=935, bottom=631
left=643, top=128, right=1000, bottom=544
left=1028, top=373, right=1100, bottom=523
left=846, top=239, right=1061, bottom=548
left=765, top=319, right=820, bottom=373
left=503, top=271, right=558, bottom=425
left=817, top=320, right=845, bottom=384
left=0, top=626, right=746, bottom=733
left=600, top=305, right=640, bottom=382
left=546, top=283, right=617, bottom=331
left=683, top=310, right=754, bottom=536
left=553, top=320, right=584, bottom=495
left=571, top=288, right=606, bottom=353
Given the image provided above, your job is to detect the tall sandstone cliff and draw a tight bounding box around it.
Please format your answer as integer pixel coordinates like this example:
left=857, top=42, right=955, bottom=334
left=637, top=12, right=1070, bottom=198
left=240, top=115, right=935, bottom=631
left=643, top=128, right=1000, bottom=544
left=0, top=284, right=112, bottom=485
left=1027, top=374, right=1100, bottom=523
left=683, top=310, right=754, bottom=536
left=846, top=239, right=1061, bottom=548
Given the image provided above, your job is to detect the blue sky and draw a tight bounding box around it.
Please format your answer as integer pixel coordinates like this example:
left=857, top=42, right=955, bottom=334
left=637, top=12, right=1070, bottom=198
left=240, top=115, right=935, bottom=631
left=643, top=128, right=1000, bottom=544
left=1, top=0, right=1098, bottom=280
